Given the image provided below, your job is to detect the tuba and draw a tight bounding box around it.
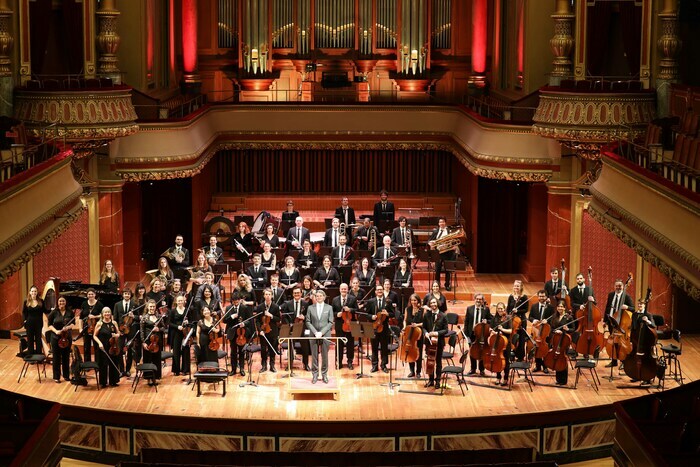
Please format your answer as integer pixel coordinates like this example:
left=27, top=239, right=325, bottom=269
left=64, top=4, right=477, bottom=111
left=432, top=228, right=466, bottom=253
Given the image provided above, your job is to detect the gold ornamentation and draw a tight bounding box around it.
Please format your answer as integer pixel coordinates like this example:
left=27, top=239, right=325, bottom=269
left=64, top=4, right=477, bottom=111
left=96, top=0, right=121, bottom=81
left=657, top=10, right=681, bottom=82
left=0, top=3, right=13, bottom=78
left=550, top=1, right=575, bottom=80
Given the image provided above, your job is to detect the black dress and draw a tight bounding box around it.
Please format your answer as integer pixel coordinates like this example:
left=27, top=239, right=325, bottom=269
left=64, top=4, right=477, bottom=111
left=404, top=307, right=424, bottom=375
left=100, top=274, right=120, bottom=293
left=140, top=314, right=163, bottom=378
left=22, top=300, right=45, bottom=355
left=80, top=300, right=104, bottom=362
left=95, top=321, right=119, bottom=386
left=279, top=268, right=300, bottom=288
left=47, top=308, right=73, bottom=381
left=168, top=307, right=191, bottom=375
left=198, top=320, right=219, bottom=363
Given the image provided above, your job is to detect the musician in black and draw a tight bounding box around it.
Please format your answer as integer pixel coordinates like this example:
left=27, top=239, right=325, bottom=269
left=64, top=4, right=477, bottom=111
left=355, top=257, right=375, bottom=288
left=261, top=223, right=280, bottom=248
left=93, top=307, right=120, bottom=388
left=140, top=300, right=163, bottom=380
left=44, top=297, right=74, bottom=383
left=349, top=277, right=365, bottom=301
left=383, top=278, right=401, bottom=322
left=168, top=295, right=191, bottom=376
left=281, top=200, right=300, bottom=224
left=332, top=234, right=355, bottom=268
left=224, top=294, right=253, bottom=376
left=196, top=306, right=220, bottom=364
left=427, top=217, right=456, bottom=291
left=118, top=287, right=142, bottom=376
left=279, top=256, right=300, bottom=290
left=393, top=257, right=411, bottom=288
left=604, top=279, right=636, bottom=366
left=269, top=274, right=286, bottom=305
left=286, top=216, right=310, bottom=250
left=80, top=288, right=103, bottom=362
left=529, top=290, right=554, bottom=373
left=232, top=222, right=254, bottom=262
left=507, top=280, right=529, bottom=362
left=313, top=255, right=340, bottom=289
left=373, top=190, right=395, bottom=234
left=165, top=235, right=190, bottom=279
left=403, top=294, right=425, bottom=378
left=296, top=239, right=317, bottom=268
left=22, top=285, right=44, bottom=356
left=261, top=242, right=277, bottom=271
left=569, top=273, right=596, bottom=311
left=465, top=293, right=492, bottom=375
left=489, top=303, right=512, bottom=386
left=247, top=254, right=268, bottom=290
left=373, top=235, right=398, bottom=269
left=332, top=283, right=357, bottom=370
left=195, top=285, right=221, bottom=322
left=257, top=288, right=281, bottom=372
left=422, top=297, right=448, bottom=388
left=423, top=281, right=448, bottom=313
left=99, top=260, right=120, bottom=293
left=549, top=300, right=574, bottom=385
left=282, top=288, right=310, bottom=371
left=203, top=235, right=224, bottom=265
left=194, top=271, right=221, bottom=303
left=367, top=284, right=394, bottom=373
left=324, top=217, right=342, bottom=248
left=335, top=197, right=356, bottom=226
left=544, top=267, right=563, bottom=302
left=390, top=216, right=410, bottom=247
left=354, top=218, right=378, bottom=251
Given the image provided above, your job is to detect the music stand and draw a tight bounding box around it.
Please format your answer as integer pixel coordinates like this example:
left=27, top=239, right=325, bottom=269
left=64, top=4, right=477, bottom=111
left=351, top=321, right=374, bottom=379
left=444, top=260, right=467, bottom=304
left=381, top=326, right=401, bottom=390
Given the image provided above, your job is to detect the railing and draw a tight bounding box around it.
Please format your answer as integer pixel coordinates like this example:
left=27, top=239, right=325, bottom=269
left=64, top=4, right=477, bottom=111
left=0, top=122, right=66, bottom=184
left=462, top=94, right=537, bottom=123
left=133, top=94, right=208, bottom=121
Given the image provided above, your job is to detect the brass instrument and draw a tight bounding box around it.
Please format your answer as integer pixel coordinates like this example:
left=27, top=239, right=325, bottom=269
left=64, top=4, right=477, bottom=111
left=339, top=222, right=346, bottom=238
left=432, top=228, right=466, bottom=253
left=406, top=228, right=414, bottom=259
left=162, top=247, right=185, bottom=264
left=369, top=226, right=377, bottom=255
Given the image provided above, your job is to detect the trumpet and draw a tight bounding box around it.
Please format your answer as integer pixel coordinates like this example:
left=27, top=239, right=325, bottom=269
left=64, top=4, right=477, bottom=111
left=234, top=238, right=251, bottom=257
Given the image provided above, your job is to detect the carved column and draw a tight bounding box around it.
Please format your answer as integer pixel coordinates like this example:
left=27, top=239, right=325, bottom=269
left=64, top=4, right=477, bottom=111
left=656, top=0, right=681, bottom=117
left=549, top=0, right=574, bottom=86
left=0, top=0, right=14, bottom=116
left=96, top=0, right=122, bottom=84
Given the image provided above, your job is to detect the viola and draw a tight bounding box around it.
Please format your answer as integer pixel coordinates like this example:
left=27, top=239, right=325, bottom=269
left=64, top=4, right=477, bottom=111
left=108, top=335, right=122, bottom=356
left=544, top=329, right=571, bottom=372
left=119, top=313, right=133, bottom=336
left=341, top=306, right=353, bottom=333
left=235, top=325, right=247, bottom=346
left=146, top=333, right=160, bottom=353
left=469, top=322, right=490, bottom=362
left=483, top=328, right=507, bottom=374
left=261, top=315, right=273, bottom=334
left=208, top=325, right=221, bottom=351
left=86, top=315, right=98, bottom=335
left=373, top=309, right=389, bottom=334
left=575, top=267, right=604, bottom=357
left=399, top=325, right=422, bottom=363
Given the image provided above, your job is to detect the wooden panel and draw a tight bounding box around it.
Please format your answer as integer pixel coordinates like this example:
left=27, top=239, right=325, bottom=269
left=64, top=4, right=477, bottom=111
left=280, top=437, right=394, bottom=452
left=432, top=429, right=539, bottom=451
left=105, top=426, right=130, bottom=455
left=571, top=420, right=615, bottom=451
left=59, top=420, right=102, bottom=452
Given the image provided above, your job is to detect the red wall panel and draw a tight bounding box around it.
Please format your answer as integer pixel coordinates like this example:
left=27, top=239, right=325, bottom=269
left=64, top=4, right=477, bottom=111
left=33, top=212, right=90, bottom=287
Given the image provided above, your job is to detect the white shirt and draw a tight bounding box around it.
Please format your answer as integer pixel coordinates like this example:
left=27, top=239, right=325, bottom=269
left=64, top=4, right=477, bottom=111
left=316, top=303, right=324, bottom=320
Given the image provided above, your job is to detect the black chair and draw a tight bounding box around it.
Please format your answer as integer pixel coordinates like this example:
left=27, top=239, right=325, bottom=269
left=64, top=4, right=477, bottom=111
left=217, top=348, right=230, bottom=372
left=17, top=354, right=47, bottom=383
left=161, top=350, right=173, bottom=375
left=132, top=363, right=158, bottom=393
left=440, top=350, right=469, bottom=396
left=574, top=359, right=601, bottom=391
left=660, top=330, right=683, bottom=385
left=508, top=360, right=535, bottom=392
left=74, top=360, right=100, bottom=391
left=652, top=314, right=671, bottom=340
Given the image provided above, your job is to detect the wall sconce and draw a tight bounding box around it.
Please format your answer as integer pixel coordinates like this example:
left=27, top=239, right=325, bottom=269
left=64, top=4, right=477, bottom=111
left=411, top=49, right=418, bottom=75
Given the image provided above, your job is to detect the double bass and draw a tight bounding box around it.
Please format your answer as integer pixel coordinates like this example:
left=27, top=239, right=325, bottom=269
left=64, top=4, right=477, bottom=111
left=604, top=273, right=634, bottom=362
left=623, top=288, right=657, bottom=382
left=575, top=267, right=604, bottom=356
left=559, top=259, right=572, bottom=312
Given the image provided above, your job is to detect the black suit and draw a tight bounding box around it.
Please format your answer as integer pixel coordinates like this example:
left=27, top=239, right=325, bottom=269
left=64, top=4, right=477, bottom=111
left=373, top=201, right=395, bottom=233
left=366, top=296, right=394, bottom=369
left=507, top=294, right=529, bottom=361
left=354, top=225, right=379, bottom=251
left=529, top=302, right=554, bottom=371
left=428, top=228, right=455, bottom=288
left=332, top=294, right=357, bottom=366
left=390, top=226, right=411, bottom=247
left=331, top=245, right=355, bottom=267
left=247, top=265, right=268, bottom=289
left=372, top=246, right=397, bottom=267
left=422, top=311, right=448, bottom=383
left=166, top=246, right=191, bottom=281
left=569, top=284, right=595, bottom=311
left=203, top=246, right=224, bottom=264
left=334, top=206, right=356, bottom=225
left=281, top=299, right=310, bottom=369
left=544, top=279, right=563, bottom=301
left=324, top=228, right=343, bottom=248
left=604, top=292, right=636, bottom=322
left=286, top=226, right=310, bottom=250
left=464, top=304, right=492, bottom=372
left=256, top=302, right=280, bottom=368
left=224, top=303, right=253, bottom=373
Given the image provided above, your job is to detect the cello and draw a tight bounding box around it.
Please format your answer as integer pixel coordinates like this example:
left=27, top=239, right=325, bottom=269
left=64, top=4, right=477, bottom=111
left=482, top=327, right=507, bottom=374
left=605, top=273, right=634, bottom=362
left=575, top=267, right=604, bottom=357
left=469, top=322, right=490, bottom=363
left=544, top=316, right=575, bottom=372
left=623, top=288, right=657, bottom=383
left=399, top=325, right=422, bottom=363
left=532, top=314, right=553, bottom=360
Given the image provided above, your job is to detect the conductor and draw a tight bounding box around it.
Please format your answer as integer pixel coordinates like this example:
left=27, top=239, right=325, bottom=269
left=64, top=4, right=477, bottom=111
left=306, top=289, right=334, bottom=384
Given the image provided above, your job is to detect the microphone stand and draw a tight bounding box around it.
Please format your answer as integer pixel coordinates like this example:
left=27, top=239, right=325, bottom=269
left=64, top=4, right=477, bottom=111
left=240, top=318, right=262, bottom=388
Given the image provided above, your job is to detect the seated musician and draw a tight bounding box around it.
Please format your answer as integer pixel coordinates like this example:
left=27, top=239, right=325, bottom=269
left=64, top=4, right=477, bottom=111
left=286, top=216, right=310, bottom=251
left=313, top=255, right=340, bottom=289
left=261, top=223, right=280, bottom=248
left=232, top=222, right=254, bottom=262
left=233, top=274, right=255, bottom=307
left=529, top=289, right=554, bottom=373
left=224, top=293, right=252, bottom=376
left=332, top=283, right=357, bottom=370
left=99, top=259, right=120, bottom=293
left=354, top=257, right=375, bottom=287
left=324, top=217, right=342, bottom=248
left=335, top=197, right=356, bottom=226
left=80, top=288, right=103, bottom=362
left=260, top=242, right=277, bottom=271
left=247, top=253, right=268, bottom=290
left=604, top=278, right=636, bottom=368
left=281, top=287, right=310, bottom=371
left=353, top=218, right=378, bottom=251
left=296, top=239, right=317, bottom=268
left=489, top=302, right=512, bottom=387
left=549, top=300, right=573, bottom=386
left=203, top=235, right=224, bottom=265
left=332, top=234, right=355, bottom=267
left=373, top=235, right=398, bottom=268
left=393, top=257, right=412, bottom=288
left=281, top=199, right=300, bottom=224
left=423, top=281, right=447, bottom=313
left=279, top=256, right=300, bottom=290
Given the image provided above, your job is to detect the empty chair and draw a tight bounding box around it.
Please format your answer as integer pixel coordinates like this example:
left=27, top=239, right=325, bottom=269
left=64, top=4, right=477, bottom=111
left=575, top=80, right=592, bottom=91
left=439, top=350, right=469, bottom=396
left=26, top=79, right=42, bottom=90
left=660, top=330, right=683, bottom=385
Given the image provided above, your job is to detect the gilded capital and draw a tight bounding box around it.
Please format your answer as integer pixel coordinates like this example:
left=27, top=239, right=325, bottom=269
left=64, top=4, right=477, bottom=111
left=657, top=6, right=681, bottom=82
left=0, top=0, right=13, bottom=77
left=96, top=0, right=121, bottom=82
left=549, top=1, right=574, bottom=81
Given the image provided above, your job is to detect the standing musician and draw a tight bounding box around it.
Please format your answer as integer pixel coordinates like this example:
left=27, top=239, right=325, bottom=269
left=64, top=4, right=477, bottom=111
left=465, top=294, right=492, bottom=376
left=603, top=278, right=636, bottom=368
left=296, top=239, right=317, bottom=268
left=549, top=300, right=573, bottom=386
left=22, top=285, right=44, bottom=356
left=349, top=277, right=365, bottom=300
left=269, top=274, right=286, bottom=304
left=324, top=218, right=342, bottom=248
left=232, top=222, right=254, bottom=262
left=146, top=279, right=168, bottom=309
left=404, top=293, right=425, bottom=378
left=261, top=242, right=277, bottom=271
left=287, top=216, right=310, bottom=251
left=279, top=256, right=300, bottom=289
left=124, top=284, right=145, bottom=376
left=44, top=297, right=75, bottom=383
left=627, top=300, right=656, bottom=384
left=196, top=306, right=220, bottom=363
left=113, top=288, right=135, bottom=376
left=489, top=302, right=512, bottom=386
left=282, top=288, right=310, bottom=371
left=195, top=285, right=221, bottom=322
left=166, top=279, right=185, bottom=309
left=281, top=200, right=300, bottom=224
left=529, top=290, right=554, bottom=373
left=233, top=274, right=255, bottom=307
left=367, top=284, right=394, bottom=373
left=80, top=288, right=103, bottom=362
left=192, top=252, right=212, bottom=275
left=422, top=297, right=448, bottom=388
left=203, top=236, right=224, bottom=265
left=373, top=236, right=398, bottom=268
left=313, top=255, right=340, bottom=289
left=99, top=260, right=120, bottom=293
left=383, top=279, right=401, bottom=321
left=247, top=254, right=268, bottom=290
left=156, top=257, right=174, bottom=289
left=423, top=281, right=448, bottom=313
left=335, top=197, right=356, bottom=226
left=168, top=295, right=190, bottom=376
left=393, top=257, right=412, bottom=288
left=164, top=234, right=191, bottom=280
left=194, top=272, right=221, bottom=303
left=332, top=283, right=357, bottom=370
left=257, top=288, right=281, bottom=373
left=354, top=218, right=379, bottom=251
left=390, top=216, right=411, bottom=248
left=544, top=267, right=563, bottom=303
left=224, top=294, right=253, bottom=376
left=261, top=223, right=280, bottom=248
left=569, top=272, right=596, bottom=313
left=306, top=289, right=334, bottom=384
left=428, top=217, right=456, bottom=291
left=140, top=300, right=163, bottom=381
left=332, top=234, right=355, bottom=268
left=507, top=280, right=529, bottom=362
left=373, top=190, right=395, bottom=234
left=355, top=257, right=375, bottom=288
left=93, top=307, right=120, bottom=388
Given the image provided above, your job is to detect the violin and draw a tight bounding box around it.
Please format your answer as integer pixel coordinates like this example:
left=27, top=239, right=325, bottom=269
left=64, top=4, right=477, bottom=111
left=469, top=322, right=490, bottom=362
left=235, top=325, right=247, bottom=346
left=575, top=267, right=604, bottom=357
left=373, top=309, right=389, bottom=333
left=57, top=315, right=77, bottom=349
left=108, top=335, right=122, bottom=356
left=399, top=325, right=422, bottom=363
left=261, top=315, right=273, bottom=334
left=146, top=333, right=160, bottom=353
left=119, top=313, right=134, bottom=336
left=208, top=323, right=221, bottom=351
left=86, top=315, right=98, bottom=335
